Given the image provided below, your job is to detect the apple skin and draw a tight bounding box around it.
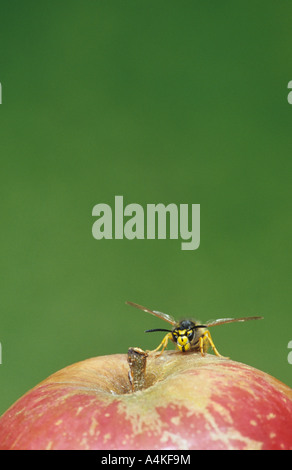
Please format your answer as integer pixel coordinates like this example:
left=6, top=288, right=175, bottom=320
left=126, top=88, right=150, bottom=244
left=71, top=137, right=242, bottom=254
left=0, top=351, right=291, bottom=450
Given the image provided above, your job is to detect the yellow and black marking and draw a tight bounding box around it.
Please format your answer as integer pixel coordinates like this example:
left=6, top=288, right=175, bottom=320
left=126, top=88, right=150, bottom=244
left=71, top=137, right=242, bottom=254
left=126, top=301, right=263, bottom=358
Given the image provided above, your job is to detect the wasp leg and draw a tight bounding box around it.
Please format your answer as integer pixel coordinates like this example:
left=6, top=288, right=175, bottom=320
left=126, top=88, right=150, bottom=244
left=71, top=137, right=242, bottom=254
left=147, top=332, right=172, bottom=355
left=199, top=331, right=229, bottom=359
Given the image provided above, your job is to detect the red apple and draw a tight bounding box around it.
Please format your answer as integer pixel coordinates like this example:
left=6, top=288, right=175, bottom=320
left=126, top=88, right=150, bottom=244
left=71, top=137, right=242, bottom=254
left=0, top=351, right=291, bottom=450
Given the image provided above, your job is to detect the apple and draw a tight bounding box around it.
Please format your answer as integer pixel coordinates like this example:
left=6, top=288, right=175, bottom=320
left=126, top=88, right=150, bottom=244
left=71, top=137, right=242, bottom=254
left=0, top=350, right=291, bottom=450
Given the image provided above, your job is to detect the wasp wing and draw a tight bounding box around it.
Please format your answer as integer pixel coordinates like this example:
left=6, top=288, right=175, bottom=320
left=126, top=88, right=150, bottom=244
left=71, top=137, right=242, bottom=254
left=126, top=301, right=177, bottom=326
left=205, top=316, right=263, bottom=328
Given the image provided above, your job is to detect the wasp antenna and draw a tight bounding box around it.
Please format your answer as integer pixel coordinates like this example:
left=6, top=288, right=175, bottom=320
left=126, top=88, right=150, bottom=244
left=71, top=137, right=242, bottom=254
left=193, top=325, right=207, bottom=329
left=145, top=328, right=172, bottom=333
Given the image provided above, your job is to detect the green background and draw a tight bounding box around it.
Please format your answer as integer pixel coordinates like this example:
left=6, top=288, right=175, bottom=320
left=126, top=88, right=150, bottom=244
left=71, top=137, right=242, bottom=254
left=0, top=1, right=291, bottom=415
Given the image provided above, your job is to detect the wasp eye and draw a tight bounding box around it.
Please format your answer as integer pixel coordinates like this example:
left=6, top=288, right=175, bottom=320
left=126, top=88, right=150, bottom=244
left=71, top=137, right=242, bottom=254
left=187, top=330, right=194, bottom=339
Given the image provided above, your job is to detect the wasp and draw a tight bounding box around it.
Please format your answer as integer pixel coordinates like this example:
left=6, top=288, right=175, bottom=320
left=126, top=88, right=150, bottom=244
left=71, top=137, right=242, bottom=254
left=126, top=301, right=263, bottom=358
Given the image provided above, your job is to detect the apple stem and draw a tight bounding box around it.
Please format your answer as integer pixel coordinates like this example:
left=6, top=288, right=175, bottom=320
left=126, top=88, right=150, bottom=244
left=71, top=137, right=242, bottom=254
left=127, top=347, right=148, bottom=392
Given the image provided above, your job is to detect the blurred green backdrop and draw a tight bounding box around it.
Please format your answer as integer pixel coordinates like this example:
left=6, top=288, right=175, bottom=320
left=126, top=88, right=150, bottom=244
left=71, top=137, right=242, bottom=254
left=0, top=1, right=291, bottom=415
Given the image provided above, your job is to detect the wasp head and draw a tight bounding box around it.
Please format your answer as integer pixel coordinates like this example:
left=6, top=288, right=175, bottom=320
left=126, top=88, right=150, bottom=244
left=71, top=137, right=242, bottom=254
left=172, top=320, right=197, bottom=352
left=145, top=319, right=207, bottom=353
